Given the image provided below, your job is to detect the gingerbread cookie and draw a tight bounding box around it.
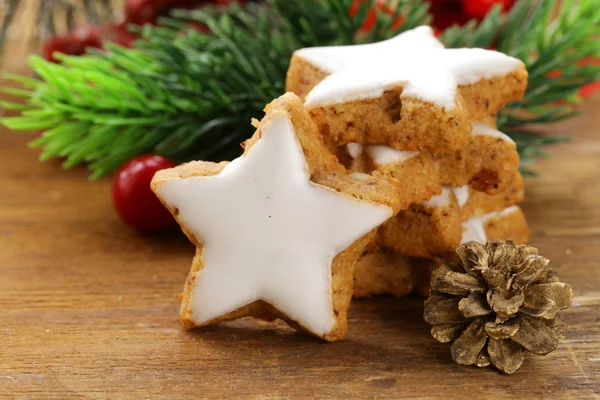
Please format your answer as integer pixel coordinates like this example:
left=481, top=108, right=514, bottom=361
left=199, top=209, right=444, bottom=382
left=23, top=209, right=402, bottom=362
left=354, top=205, right=530, bottom=299
left=151, top=93, right=405, bottom=341
left=461, top=205, right=530, bottom=245
left=342, top=122, right=518, bottom=198
left=342, top=143, right=441, bottom=204
left=457, top=173, right=524, bottom=221
left=378, top=187, right=462, bottom=258
left=353, top=250, right=414, bottom=298
left=413, top=205, right=531, bottom=296
left=377, top=174, right=525, bottom=258
left=287, top=26, right=527, bottom=152
left=436, top=123, right=519, bottom=193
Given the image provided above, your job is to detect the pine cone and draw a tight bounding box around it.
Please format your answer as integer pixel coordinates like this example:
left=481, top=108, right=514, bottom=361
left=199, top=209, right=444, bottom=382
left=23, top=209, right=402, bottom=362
left=424, top=240, right=573, bottom=374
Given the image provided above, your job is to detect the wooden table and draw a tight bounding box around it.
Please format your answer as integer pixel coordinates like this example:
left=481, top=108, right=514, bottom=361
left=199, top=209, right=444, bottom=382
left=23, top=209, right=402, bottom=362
left=1, top=82, right=599, bottom=398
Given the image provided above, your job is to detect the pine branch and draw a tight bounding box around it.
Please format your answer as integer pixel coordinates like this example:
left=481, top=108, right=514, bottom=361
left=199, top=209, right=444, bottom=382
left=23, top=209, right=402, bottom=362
left=440, top=0, right=600, bottom=167
left=1, top=0, right=599, bottom=179
left=502, top=128, right=571, bottom=176
left=442, top=0, right=600, bottom=127
left=1, top=0, right=428, bottom=178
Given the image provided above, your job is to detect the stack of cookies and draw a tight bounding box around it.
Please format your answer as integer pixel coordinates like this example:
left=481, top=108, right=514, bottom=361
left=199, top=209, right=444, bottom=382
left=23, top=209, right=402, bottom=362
left=286, top=26, right=530, bottom=299
left=152, top=25, right=532, bottom=342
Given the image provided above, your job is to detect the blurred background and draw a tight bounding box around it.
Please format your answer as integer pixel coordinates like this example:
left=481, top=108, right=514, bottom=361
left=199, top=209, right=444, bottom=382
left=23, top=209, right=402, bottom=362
left=0, top=0, right=521, bottom=70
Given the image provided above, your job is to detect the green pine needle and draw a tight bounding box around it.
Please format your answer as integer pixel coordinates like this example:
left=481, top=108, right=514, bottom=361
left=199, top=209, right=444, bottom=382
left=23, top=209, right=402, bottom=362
left=1, top=0, right=599, bottom=179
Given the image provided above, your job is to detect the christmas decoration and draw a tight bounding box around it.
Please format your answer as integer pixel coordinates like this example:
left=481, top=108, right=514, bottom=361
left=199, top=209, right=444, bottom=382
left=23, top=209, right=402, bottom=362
left=152, top=93, right=404, bottom=341
left=1, top=0, right=598, bottom=179
left=424, top=240, right=573, bottom=374
left=125, top=0, right=169, bottom=25
left=71, top=24, right=103, bottom=50
left=41, top=36, right=84, bottom=64
left=103, top=23, right=138, bottom=48
left=428, top=0, right=470, bottom=30
left=42, top=24, right=104, bottom=63
left=0, top=1, right=583, bottom=382
left=112, top=154, right=178, bottom=232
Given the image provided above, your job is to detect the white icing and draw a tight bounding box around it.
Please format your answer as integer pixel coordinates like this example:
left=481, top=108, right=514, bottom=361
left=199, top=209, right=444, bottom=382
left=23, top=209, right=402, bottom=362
left=365, top=145, right=419, bottom=166
left=481, top=205, right=520, bottom=223
left=423, top=186, right=452, bottom=207
left=460, top=205, right=520, bottom=245
left=453, top=185, right=470, bottom=208
left=461, top=217, right=488, bottom=245
left=297, top=26, right=524, bottom=110
left=346, top=143, right=363, bottom=158
left=472, top=122, right=515, bottom=144
left=346, top=143, right=419, bottom=165
left=156, top=114, right=392, bottom=336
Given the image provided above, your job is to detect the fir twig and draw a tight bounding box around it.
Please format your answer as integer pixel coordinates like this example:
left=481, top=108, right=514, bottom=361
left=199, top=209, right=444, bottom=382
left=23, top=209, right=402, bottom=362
left=441, top=0, right=600, bottom=165
left=1, top=0, right=599, bottom=179
left=441, top=0, right=600, bottom=126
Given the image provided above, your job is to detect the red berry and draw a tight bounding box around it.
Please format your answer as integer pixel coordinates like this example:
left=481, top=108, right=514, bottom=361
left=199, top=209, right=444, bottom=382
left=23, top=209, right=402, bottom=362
left=112, top=154, right=178, bottom=232
left=547, top=70, right=562, bottom=79
left=361, top=7, right=378, bottom=31
left=576, top=56, right=600, bottom=67
left=575, top=57, right=600, bottom=98
left=429, top=0, right=470, bottom=30
left=42, top=24, right=105, bottom=62
left=349, top=0, right=361, bottom=16
left=185, top=22, right=210, bottom=34
left=212, top=0, right=246, bottom=5
left=578, top=81, right=600, bottom=99
left=71, top=24, right=103, bottom=49
left=461, top=0, right=513, bottom=20
left=42, top=36, right=88, bottom=63
left=104, top=23, right=138, bottom=47
left=125, top=0, right=169, bottom=25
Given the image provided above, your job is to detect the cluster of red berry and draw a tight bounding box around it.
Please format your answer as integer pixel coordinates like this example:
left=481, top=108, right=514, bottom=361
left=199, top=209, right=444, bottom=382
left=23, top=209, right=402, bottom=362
left=43, top=0, right=244, bottom=63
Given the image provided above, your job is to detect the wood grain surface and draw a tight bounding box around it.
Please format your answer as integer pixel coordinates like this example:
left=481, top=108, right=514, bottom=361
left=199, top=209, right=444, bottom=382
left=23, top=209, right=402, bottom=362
left=1, top=80, right=599, bottom=398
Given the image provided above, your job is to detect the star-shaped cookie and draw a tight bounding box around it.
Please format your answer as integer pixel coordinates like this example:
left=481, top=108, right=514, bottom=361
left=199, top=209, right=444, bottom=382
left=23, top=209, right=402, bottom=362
left=151, top=93, right=405, bottom=341
left=286, top=26, right=528, bottom=152
left=341, top=122, right=520, bottom=199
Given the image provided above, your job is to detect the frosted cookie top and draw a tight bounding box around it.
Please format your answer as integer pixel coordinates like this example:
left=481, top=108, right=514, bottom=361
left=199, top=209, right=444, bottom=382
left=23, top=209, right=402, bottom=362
left=472, top=122, right=515, bottom=143
left=295, top=26, right=524, bottom=110
left=154, top=111, right=392, bottom=336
